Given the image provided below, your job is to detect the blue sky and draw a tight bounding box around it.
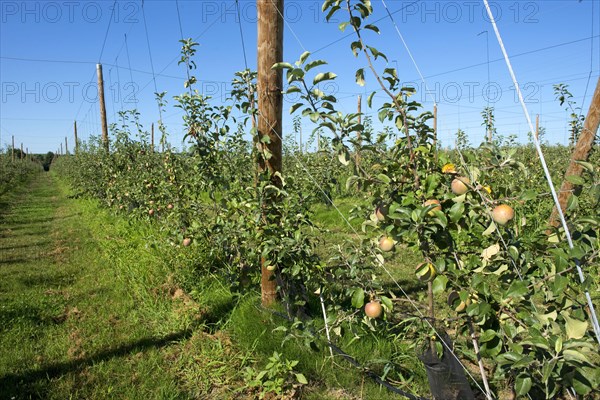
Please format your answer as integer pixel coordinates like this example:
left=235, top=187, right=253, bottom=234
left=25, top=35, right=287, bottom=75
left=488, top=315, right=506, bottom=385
left=1, top=0, right=599, bottom=154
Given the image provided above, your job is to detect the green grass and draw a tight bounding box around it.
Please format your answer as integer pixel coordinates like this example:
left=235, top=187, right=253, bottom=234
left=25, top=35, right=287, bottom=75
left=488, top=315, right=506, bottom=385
left=0, top=173, right=241, bottom=399
left=0, top=172, right=433, bottom=399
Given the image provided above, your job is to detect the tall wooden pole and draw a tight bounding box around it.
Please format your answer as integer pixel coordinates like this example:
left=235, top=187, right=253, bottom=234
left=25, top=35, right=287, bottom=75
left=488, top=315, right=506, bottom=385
left=60, top=143, right=63, bottom=156
left=74, top=120, right=79, bottom=154
left=65, top=137, right=68, bottom=155
left=26, top=147, right=29, bottom=161
left=535, top=114, right=539, bottom=140
left=20, top=143, right=23, bottom=160
left=97, top=64, right=109, bottom=152
left=12, top=136, right=14, bottom=163
left=151, top=122, right=155, bottom=152
left=549, top=77, right=600, bottom=227
left=257, top=0, right=284, bottom=307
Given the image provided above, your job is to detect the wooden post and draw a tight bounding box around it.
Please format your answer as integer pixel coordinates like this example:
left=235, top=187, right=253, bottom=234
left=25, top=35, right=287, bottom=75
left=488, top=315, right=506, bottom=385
left=535, top=114, right=539, bottom=140
left=74, top=120, right=79, bottom=154
left=97, top=64, right=109, bottom=151
left=257, top=0, right=284, bottom=307
left=65, top=137, right=68, bottom=155
left=26, top=147, right=29, bottom=161
left=12, top=136, right=14, bottom=163
left=356, top=94, right=362, bottom=168
left=151, top=122, right=155, bottom=152
left=549, top=78, right=600, bottom=227
left=20, top=143, right=23, bottom=160
left=60, top=143, right=63, bottom=156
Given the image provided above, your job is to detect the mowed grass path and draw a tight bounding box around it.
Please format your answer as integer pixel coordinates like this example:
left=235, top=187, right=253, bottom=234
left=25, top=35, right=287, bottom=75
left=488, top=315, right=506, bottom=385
left=0, top=173, right=247, bottom=399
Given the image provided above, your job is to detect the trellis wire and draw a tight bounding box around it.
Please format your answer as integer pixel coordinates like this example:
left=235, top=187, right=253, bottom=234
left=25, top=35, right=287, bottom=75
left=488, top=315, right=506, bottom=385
left=482, top=0, right=600, bottom=347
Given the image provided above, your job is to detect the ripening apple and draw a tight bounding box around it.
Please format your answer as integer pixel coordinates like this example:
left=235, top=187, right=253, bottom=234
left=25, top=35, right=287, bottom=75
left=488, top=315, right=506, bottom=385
left=447, top=291, right=470, bottom=313
left=167, top=203, right=174, bottom=210
left=364, top=301, right=383, bottom=318
left=423, top=199, right=442, bottom=215
left=415, top=262, right=436, bottom=282
left=451, top=177, right=470, bottom=195
left=492, top=204, right=514, bottom=225
left=148, top=209, right=155, bottom=216
left=379, top=236, right=394, bottom=252
left=375, top=204, right=388, bottom=222
left=182, top=238, right=192, bottom=247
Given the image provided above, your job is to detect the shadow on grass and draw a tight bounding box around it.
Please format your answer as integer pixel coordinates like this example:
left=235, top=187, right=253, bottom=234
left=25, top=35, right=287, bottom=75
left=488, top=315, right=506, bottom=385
left=0, top=241, right=51, bottom=251
left=2, top=213, right=81, bottom=231
left=0, top=328, right=195, bottom=398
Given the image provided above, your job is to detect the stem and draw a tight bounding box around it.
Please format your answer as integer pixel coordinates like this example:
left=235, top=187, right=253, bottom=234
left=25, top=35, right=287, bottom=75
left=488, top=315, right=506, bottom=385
left=468, top=319, right=494, bottom=400
left=345, top=0, right=420, bottom=190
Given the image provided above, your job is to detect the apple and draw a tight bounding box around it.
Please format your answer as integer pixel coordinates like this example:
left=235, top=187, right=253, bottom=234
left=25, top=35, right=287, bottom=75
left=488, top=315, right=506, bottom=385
left=379, top=236, right=394, bottom=252
left=182, top=238, right=192, bottom=247
left=364, top=301, right=383, bottom=318
left=423, top=199, right=441, bottom=215
left=148, top=209, right=155, bottom=216
left=167, top=203, right=174, bottom=210
left=451, top=177, right=470, bottom=195
left=415, top=262, right=436, bottom=282
left=492, top=204, right=514, bottom=225
left=447, top=291, right=471, bottom=313
left=375, top=204, right=388, bottom=222
left=266, top=265, right=276, bottom=271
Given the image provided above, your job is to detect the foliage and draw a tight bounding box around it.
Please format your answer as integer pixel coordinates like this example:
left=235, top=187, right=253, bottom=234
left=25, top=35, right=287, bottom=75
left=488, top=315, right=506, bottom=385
left=0, top=151, right=42, bottom=195
left=243, top=352, right=307, bottom=399
left=53, top=2, right=600, bottom=398
left=554, top=83, right=585, bottom=146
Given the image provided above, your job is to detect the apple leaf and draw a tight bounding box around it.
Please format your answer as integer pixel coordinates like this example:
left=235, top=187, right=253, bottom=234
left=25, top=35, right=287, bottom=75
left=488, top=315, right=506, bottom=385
left=380, top=296, right=393, bottom=311
left=298, top=51, right=311, bottom=65
left=563, top=349, right=590, bottom=364
left=482, top=221, right=496, bottom=236
left=448, top=202, right=464, bottom=223
left=272, top=62, right=294, bottom=70
left=377, top=174, right=391, bottom=185
left=304, top=59, right=327, bottom=71
left=313, top=72, right=337, bottom=85
left=355, top=68, right=365, bottom=86
left=566, top=174, right=585, bottom=185
left=351, top=287, right=364, bottom=309
left=563, top=314, right=588, bottom=340
left=431, top=275, right=447, bottom=294
left=566, top=194, right=578, bottom=212
left=346, top=175, right=359, bottom=190
left=367, top=91, right=376, bottom=108
left=481, top=243, right=500, bottom=261
left=515, top=374, right=532, bottom=396
left=506, top=281, right=528, bottom=299
left=338, top=148, right=350, bottom=166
